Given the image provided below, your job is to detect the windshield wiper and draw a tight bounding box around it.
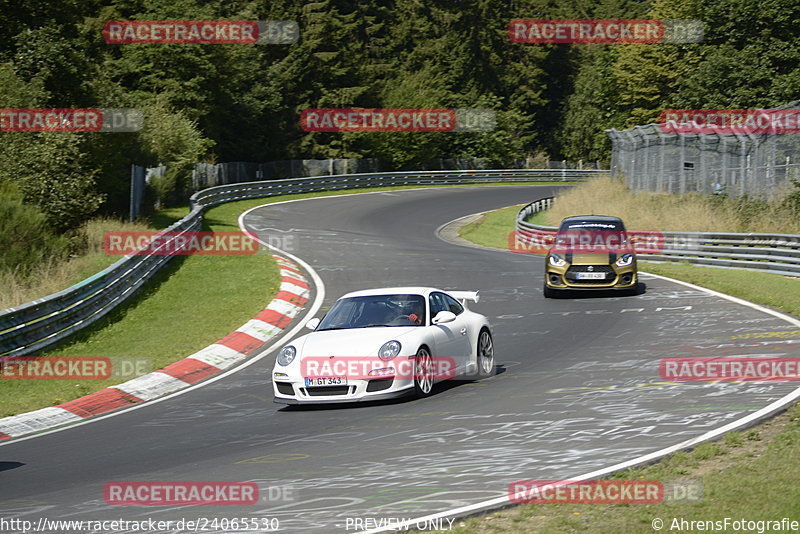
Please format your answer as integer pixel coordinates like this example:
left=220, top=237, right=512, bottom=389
left=360, top=324, right=393, bottom=328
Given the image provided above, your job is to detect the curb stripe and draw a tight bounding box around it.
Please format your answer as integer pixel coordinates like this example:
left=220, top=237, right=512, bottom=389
left=274, top=291, right=309, bottom=307
left=216, top=331, right=265, bottom=356
left=0, top=407, right=82, bottom=437
left=266, top=298, right=303, bottom=318
left=280, top=281, right=310, bottom=297
left=159, top=359, right=221, bottom=384
left=0, top=253, right=309, bottom=441
left=188, top=344, right=246, bottom=370
left=255, top=309, right=294, bottom=329
left=59, top=388, right=143, bottom=418
left=282, top=276, right=309, bottom=289
left=274, top=258, right=300, bottom=270
left=236, top=319, right=282, bottom=342
left=114, top=373, right=191, bottom=402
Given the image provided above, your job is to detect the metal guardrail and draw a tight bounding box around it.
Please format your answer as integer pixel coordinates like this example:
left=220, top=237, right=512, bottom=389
left=516, top=197, right=800, bottom=277
left=0, top=168, right=606, bottom=358
left=188, top=169, right=604, bottom=210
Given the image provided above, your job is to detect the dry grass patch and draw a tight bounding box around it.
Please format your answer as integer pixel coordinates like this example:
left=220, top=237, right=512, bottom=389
left=0, top=217, right=152, bottom=311
left=542, top=177, right=800, bottom=233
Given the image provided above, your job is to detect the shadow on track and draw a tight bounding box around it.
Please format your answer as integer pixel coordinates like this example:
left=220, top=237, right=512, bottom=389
left=277, top=365, right=507, bottom=412
left=548, top=282, right=647, bottom=299
left=0, top=462, right=25, bottom=472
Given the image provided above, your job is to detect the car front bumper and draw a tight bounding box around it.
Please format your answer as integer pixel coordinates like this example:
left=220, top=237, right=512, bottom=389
left=272, top=376, right=415, bottom=404
left=545, top=261, right=638, bottom=290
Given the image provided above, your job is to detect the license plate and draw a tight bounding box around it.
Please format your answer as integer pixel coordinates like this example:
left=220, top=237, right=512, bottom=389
left=304, top=377, right=347, bottom=387
left=576, top=272, right=606, bottom=279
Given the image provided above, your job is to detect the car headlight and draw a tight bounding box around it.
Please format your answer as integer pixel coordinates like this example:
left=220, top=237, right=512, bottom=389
left=378, top=340, right=401, bottom=361
left=549, top=254, right=566, bottom=267
left=616, top=253, right=634, bottom=267
left=277, top=345, right=296, bottom=366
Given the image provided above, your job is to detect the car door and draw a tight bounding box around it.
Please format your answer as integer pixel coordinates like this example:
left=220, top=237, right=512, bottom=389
left=441, top=292, right=473, bottom=370
left=428, top=292, right=469, bottom=375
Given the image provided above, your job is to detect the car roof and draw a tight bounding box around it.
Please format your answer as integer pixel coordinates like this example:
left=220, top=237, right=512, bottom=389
left=559, top=215, right=626, bottom=231
left=339, top=287, right=438, bottom=299
left=560, top=215, right=624, bottom=224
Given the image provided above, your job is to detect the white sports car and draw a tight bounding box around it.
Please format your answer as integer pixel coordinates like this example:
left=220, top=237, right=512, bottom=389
left=272, top=287, right=494, bottom=404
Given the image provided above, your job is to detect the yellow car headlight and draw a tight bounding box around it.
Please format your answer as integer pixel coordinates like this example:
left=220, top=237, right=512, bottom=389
left=616, top=253, right=634, bottom=267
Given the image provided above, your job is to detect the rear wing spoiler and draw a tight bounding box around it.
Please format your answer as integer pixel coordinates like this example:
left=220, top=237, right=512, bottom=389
left=449, top=290, right=480, bottom=305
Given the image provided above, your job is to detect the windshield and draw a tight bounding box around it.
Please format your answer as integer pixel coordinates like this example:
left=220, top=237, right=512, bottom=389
left=316, top=294, right=426, bottom=330
left=554, top=222, right=630, bottom=253
left=555, top=230, right=629, bottom=246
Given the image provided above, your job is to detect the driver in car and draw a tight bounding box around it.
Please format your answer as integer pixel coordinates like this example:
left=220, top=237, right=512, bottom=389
left=404, top=301, right=425, bottom=325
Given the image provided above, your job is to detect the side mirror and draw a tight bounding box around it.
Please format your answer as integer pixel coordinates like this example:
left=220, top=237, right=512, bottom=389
left=432, top=311, right=456, bottom=324
left=305, top=318, right=320, bottom=330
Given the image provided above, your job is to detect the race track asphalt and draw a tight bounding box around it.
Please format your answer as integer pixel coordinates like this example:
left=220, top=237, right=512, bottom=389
left=2, top=185, right=798, bottom=533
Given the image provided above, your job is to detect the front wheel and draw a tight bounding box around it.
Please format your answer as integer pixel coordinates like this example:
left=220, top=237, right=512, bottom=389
left=413, top=347, right=434, bottom=397
left=476, top=329, right=494, bottom=378
left=543, top=282, right=558, bottom=298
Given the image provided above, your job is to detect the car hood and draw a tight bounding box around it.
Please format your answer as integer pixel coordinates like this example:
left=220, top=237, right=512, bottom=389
left=296, top=327, right=420, bottom=357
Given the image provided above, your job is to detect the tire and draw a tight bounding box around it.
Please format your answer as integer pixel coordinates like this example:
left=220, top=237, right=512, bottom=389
left=543, top=282, right=557, bottom=299
left=476, top=329, right=494, bottom=378
left=621, top=281, right=643, bottom=297
left=413, top=347, right=435, bottom=398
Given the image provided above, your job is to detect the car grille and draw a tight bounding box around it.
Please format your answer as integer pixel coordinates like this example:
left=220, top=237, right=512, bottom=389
left=366, top=379, right=393, bottom=392
left=566, top=265, right=616, bottom=285
left=302, top=386, right=353, bottom=396
left=275, top=382, right=294, bottom=395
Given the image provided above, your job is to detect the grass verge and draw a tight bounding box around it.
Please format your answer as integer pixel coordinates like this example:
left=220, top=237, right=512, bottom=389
left=455, top=202, right=800, bottom=533
left=458, top=205, right=523, bottom=249
left=2, top=181, right=567, bottom=418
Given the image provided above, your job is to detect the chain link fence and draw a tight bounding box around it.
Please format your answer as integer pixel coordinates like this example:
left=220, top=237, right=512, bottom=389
left=607, top=100, right=800, bottom=198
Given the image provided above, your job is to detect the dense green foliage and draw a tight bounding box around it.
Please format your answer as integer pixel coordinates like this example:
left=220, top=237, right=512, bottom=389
left=0, top=181, right=69, bottom=276
left=2, top=0, right=800, bottom=234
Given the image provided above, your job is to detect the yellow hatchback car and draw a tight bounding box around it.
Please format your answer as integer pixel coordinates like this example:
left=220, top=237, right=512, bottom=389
left=543, top=215, right=638, bottom=298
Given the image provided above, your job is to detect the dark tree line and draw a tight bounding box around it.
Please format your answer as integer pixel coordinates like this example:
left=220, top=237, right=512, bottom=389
left=2, top=0, right=800, bottom=232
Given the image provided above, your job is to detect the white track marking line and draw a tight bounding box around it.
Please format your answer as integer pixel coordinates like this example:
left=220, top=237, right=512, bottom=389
left=358, top=268, right=800, bottom=533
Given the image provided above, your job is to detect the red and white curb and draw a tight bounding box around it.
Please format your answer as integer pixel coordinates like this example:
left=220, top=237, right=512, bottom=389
left=0, top=254, right=309, bottom=442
